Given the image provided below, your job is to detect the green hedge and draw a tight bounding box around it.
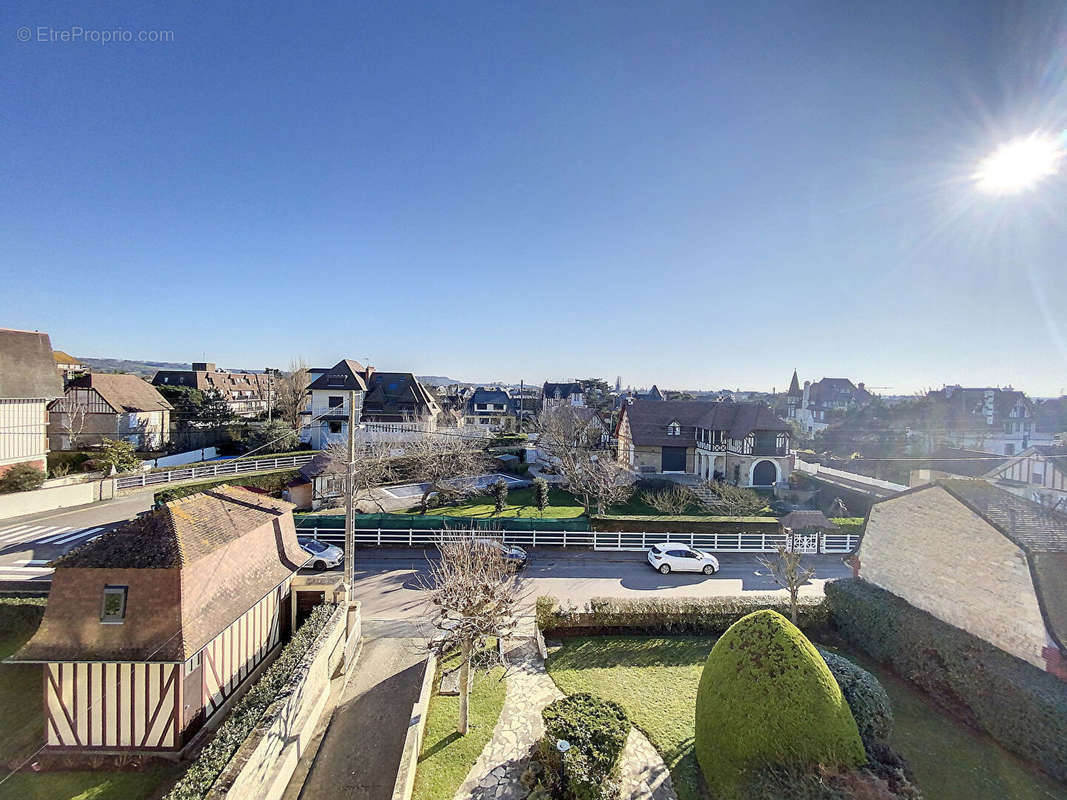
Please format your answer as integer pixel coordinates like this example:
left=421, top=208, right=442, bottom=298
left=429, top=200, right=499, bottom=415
left=825, top=578, right=1067, bottom=783
left=537, top=694, right=630, bottom=800
left=590, top=515, right=779, bottom=534
left=153, top=470, right=299, bottom=505
left=829, top=517, right=864, bottom=537
left=817, top=648, right=893, bottom=749
left=164, top=603, right=338, bottom=800
left=296, top=513, right=590, bottom=532
left=535, top=595, right=830, bottom=636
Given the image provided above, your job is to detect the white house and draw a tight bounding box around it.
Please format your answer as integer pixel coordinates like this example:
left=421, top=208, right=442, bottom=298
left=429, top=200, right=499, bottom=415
left=542, top=382, right=585, bottom=411
left=0, top=328, right=64, bottom=477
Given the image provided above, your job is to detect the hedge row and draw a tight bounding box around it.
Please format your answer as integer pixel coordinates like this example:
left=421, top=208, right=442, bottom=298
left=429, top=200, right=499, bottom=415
left=164, top=603, right=338, bottom=800
left=153, top=470, right=299, bottom=505
left=535, top=595, right=830, bottom=636
left=825, top=578, right=1067, bottom=783
left=296, top=513, right=591, bottom=532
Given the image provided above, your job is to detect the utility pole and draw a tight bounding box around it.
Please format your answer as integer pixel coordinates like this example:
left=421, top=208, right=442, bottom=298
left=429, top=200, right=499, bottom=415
left=345, top=389, right=357, bottom=608
left=518, top=379, right=524, bottom=435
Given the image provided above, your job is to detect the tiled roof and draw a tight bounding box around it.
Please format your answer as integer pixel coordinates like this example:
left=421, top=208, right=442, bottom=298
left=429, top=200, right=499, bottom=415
left=623, top=400, right=788, bottom=447
left=0, top=328, right=63, bottom=399
left=63, top=373, right=173, bottom=414
left=12, top=487, right=306, bottom=663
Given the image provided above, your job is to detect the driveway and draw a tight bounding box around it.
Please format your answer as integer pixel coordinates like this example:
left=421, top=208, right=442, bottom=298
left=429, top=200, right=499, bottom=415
left=345, top=548, right=852, bottom=619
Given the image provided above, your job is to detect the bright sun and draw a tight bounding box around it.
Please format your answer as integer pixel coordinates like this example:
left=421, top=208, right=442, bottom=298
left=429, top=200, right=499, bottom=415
left=973, top=133, right=1064, bottom=194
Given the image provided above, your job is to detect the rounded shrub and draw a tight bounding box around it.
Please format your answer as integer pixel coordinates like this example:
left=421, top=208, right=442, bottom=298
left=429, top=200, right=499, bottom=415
left=539, top=693, right=630, bottom=800
left=818, top=648, right=893, bottom=748
left=0, top=462, right=46, bottom=493
left=694, top=609, right=866, bottom=799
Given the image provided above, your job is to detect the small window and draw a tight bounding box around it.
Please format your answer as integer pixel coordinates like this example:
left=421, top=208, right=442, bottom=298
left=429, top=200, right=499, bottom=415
left=328, top=396, right=344, bottom=407
left=328, top=421, right=343, bottom=434
left=667, top=421, right=680, bottom=436
left=101, top=585, right=128, bottom=623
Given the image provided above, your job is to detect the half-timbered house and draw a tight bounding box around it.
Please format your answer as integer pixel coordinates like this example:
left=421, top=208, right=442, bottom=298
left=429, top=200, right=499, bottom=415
left=615, top=400, right=792, bottom=487
left=47, top=373, right=172, bottom=451
left=8, top=486, right=307, bottom=754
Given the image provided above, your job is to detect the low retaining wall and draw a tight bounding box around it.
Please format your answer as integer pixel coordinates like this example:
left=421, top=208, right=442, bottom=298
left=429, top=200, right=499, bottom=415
left=390, top=653, right=438, bottom=800
left=206, top=603, right=351, bottom=800
left=0, top=478, right=115, bottom=520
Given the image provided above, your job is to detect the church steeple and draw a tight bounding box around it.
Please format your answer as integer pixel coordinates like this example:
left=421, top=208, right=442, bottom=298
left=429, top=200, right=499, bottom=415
left=787, top=370, right=802, bottom=397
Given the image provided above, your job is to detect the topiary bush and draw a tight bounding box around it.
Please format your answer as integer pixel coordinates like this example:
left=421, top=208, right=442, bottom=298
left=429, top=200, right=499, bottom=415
left=694, top=609, right=866, bottom=800
left=536, top=693, right=630, bottom=800
left=0, top=463, right=47, bottom=494
left=818, top=648, right=893, bottom=749
left=825, top=577, right=1067, bottom=783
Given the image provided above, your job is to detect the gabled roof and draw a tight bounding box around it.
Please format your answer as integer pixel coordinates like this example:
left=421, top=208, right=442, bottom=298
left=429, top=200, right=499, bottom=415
left=11, top=487, right=306, bottom=663
left=307, top=359, right=369, bottom=393
left=543, top=382, right=582, bottom=399
left=0, top=328, right=63, bottom=399
left=60, top=373, right=173, bottom=413
left=363, top=371, right=439, bottom=416
left=622, top=400, right=788, bottom=447
left=868, top=480, right=1067, bottom=653
left=470, top=387, right=511, bottom=406
left=1029, top=445, right=1067, bottom=475
left=787, top=370, right=802, bottom=397
left=779, top=510, right=835, bottom=530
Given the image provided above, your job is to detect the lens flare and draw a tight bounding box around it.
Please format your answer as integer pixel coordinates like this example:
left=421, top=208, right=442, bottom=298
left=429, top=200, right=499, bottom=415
left=973, top=133, right=1064, bottom=194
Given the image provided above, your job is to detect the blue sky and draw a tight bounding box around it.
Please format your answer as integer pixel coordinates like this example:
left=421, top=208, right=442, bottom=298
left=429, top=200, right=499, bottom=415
left=3, top=1, right=1066, bottom=395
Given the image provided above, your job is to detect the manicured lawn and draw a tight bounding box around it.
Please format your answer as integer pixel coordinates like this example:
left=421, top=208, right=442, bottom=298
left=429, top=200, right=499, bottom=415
left=0, top=599, right=179, bottom=800
left=412, top=650, right=508, bottom=800
left=407, top=488, right=586, bottom=519
left=545, top=635, right=1067, bottom=800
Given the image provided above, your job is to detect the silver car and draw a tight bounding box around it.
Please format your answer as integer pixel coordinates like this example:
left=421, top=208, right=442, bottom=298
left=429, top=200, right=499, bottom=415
left=298, top=536, right=343, bottom=570
left=647, top=543, right=719, bottom=575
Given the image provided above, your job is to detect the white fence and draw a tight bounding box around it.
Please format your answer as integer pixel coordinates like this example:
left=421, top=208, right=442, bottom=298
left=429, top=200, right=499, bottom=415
left=795, top=459, right=906, bottom=494
left=116, top=453, right=316, bottom=489
left=295, top=527, right=860, bottom=554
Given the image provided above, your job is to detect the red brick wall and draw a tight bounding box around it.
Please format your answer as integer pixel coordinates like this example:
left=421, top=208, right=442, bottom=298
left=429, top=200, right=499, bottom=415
left=0, top=458, right=46, bottom=477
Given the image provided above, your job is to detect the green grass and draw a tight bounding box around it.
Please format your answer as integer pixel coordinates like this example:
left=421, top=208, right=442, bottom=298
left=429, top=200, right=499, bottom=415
left=412, top=650, right=508, bottom=800
left=407, top=488, right=587, bottom=519
left=0, top=599, right=178, bottom=800
left=545, top=635, right=1067, bottom=800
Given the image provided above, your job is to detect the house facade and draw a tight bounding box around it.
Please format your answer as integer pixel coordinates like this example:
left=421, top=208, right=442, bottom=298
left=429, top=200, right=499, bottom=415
left=465, top=387, right=513, bottom=430
left=542, top=382, right=585, bottom=411
left=48, top=374, right=172, bottom=451
left=7, top=486, right=309, bottom=752
left=785, top=371, right=871, bottom=435
left=616, top=400, right=792, bottom=487
left=301, top=359, right=367, bottom=450
left=151, top=362, right=273, bottom=417
left=0, top=328, right=64, bottom=476
left=915, top=385, right=1055, bottom=455
left=856, top=480, right=1067, bottom=680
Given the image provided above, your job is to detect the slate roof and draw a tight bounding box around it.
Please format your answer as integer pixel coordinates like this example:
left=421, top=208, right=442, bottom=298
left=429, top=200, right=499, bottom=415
left=787, top=370, right=802, bottom=397
left=470, top=387, right=511, bottom=406
left=543, top=382, right=583, bottom=400
left=306, top=359, right=369, bottom=392
left=11, top=487, right=306, bottom=663
left=623, top=400, right=789, bottom=447
left=363, top=371, right=439, bottom=418
left=919, top=447, right=1009, bottom=478
left=62, top=373, right=173, bottom=414
left=871, top=479, right=1067, bottom=653
left=0, top=328, right=63, bottom=399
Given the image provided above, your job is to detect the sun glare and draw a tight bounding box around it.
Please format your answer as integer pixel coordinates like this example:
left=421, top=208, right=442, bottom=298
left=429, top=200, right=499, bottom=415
left=973, top=133, right=1064, bottom=194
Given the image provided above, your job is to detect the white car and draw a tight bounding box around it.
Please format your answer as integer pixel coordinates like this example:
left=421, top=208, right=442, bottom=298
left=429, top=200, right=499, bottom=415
left=298, top=537, right=343, bottom=570
left=647, top=543, right=719, bottom=575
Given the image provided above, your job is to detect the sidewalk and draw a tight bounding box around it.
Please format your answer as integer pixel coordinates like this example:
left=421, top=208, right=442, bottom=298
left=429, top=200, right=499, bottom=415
left=288, top=621, right=429, bottom=800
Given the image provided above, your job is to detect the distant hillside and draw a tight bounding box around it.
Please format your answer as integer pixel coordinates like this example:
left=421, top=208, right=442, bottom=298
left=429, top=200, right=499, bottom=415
left=80, top=357, right=258, bottom=377
left=417, top=375, right=474, bottom=387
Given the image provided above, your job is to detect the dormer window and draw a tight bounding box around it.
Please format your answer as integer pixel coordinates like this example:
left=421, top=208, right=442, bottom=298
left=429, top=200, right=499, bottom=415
left=667, top=421, right=681, bottom=436
left=101, top=585, right=128, bottom=623
left=327, top=374, right=345, bottom=387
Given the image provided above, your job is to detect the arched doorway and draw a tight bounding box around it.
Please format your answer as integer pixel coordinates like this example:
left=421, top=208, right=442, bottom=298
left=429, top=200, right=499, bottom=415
left=751, top=459, right=778, bottom=486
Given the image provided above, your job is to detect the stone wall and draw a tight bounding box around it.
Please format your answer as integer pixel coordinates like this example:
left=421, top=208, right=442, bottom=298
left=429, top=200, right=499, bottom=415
left=858, top=485, right=1050, bottom=669
left=205, top=603, right=349, bottom=800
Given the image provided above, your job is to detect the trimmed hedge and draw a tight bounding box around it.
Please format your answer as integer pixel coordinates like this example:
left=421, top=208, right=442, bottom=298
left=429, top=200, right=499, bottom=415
left=535, top=595, right=830, bottom=636
left=694, top=610, right=865, bottom=800
left=829, top=517, right=864, bottom=537
left=826, top=577, right=1067, bottom=783
left=817, top=648, right=893, bottom=749
left=590, top=515, right=779, bottom=534
left=164, top=603, right=338, bottom=800
left=153, top=470, right=299, bottom=505
left=537, top=693, right=630, bottom=800
left=0, top=463, right=46, bottom=494
left=298, top=513, right=590, bottom=532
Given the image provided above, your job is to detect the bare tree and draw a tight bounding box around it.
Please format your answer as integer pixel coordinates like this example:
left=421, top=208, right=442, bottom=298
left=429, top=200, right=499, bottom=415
left=533, top=407, right=631, bottom=514
left=697, top=480, right=769, bottom=516
left=757, top=545, right=816, bottom=624
left=60, top=400, right=89, bottom=451
left=421, top=536, right=523, bottom=734
left=642, top=485, right=696, bottom=515
left=274, top=358, right=311, bottom=432
left=404, top=435, right=491, bottom=513
left=323, top=438, right=400, bottom=513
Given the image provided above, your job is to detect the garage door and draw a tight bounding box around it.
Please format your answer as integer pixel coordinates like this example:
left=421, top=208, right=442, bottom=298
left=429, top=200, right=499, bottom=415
left=661, top=446, right=687, bottom=472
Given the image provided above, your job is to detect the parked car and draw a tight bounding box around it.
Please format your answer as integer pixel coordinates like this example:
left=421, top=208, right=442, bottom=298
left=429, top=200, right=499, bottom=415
left=298, top=536, right=343, bottom=570
left=474, top=538, right=528, bottom=570
left=647, top=542, right=719, bottom=575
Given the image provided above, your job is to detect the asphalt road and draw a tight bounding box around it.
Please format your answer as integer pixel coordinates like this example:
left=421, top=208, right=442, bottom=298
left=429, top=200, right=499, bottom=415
left=0, top=493, right=155, bottom=584
left=347, top=548, right=852, bottom=619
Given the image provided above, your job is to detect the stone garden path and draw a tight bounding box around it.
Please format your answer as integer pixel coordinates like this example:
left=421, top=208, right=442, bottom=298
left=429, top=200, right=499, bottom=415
left=453, top=638, right=676, bottom=800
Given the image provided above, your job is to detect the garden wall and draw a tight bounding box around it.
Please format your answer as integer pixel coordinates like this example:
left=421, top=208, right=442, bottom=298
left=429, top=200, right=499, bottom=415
left=204, top=603, right=349, bottom=800
left=0, top=478, right=114, bottom=520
